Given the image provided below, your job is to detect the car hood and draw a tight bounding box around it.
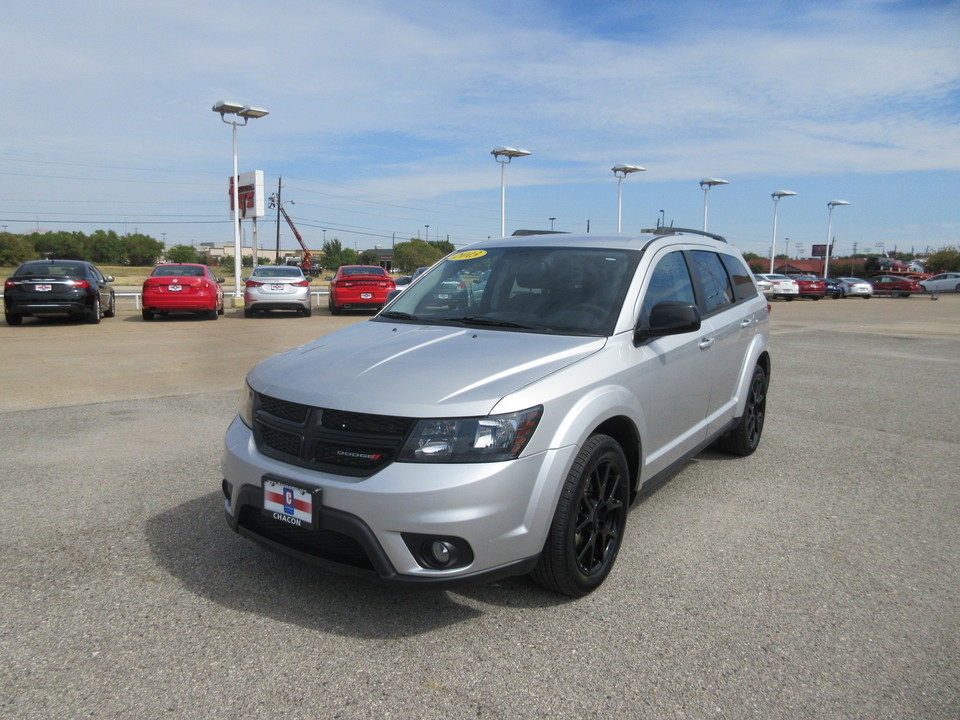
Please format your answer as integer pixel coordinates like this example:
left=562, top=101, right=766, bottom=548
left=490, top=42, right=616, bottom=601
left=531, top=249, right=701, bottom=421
left=248, top=320, right=606, bottom=417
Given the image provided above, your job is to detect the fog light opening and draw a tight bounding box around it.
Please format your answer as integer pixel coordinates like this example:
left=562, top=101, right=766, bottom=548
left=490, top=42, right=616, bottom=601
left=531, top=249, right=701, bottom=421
left=221, top=479, right=233, bottom=502
left=424, top=540, right=459, bottom=569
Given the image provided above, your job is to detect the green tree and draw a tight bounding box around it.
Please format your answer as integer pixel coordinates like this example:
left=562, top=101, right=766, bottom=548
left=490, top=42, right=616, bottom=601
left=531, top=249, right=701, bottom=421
left=124, top=233, right=165, bottom=265
left=393, top=238, right=443, bottom=273
left=359, top=250, right=381, bottom=265
left=321, top=239, right=346, bottom=270
left=30, top=231, right=85, bottom=260
left=924, top=247, right=960, bottom=273
left=0, top=233, right=37, bottom=266
left=166, top=244, right=199, bottom=263
left=428, top=239, right=455, bottom=255
left=87, top=230, right=125, bottom=264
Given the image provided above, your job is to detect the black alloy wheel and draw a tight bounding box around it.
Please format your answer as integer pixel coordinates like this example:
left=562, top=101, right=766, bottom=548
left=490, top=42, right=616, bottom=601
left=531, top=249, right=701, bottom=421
left=716, top=364, right=767, bottom=456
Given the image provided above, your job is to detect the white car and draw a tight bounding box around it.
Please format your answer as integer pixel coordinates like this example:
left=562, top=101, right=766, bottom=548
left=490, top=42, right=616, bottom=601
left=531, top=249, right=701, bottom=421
left=754, top=275, right=774, bottom=297
left=243, top=265, right=312, bottom=317
left=222, top=229, right=771, bottom=596
left=837, top=277, right=873, bottom=299
left=756, top=273, right=799, bottom=300
left=919, top=272, right=960, bottom=294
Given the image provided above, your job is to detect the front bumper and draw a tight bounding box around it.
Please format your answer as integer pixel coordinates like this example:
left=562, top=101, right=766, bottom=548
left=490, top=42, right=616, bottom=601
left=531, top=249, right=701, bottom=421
left=221, top=415, right=575, bottom=586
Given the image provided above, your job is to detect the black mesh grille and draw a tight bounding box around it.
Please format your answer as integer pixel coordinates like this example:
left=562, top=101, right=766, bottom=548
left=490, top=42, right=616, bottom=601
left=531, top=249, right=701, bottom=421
left=253, top=393, right=415, bottom=478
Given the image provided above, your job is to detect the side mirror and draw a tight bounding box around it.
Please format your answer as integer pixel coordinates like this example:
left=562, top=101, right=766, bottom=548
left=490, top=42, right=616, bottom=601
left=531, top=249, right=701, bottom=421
left=324, top=276, right=333, bottom=282
left=217, top=277, right=225, bottom=284
left=635, top=301, right=701, bottom=343
left=106, top=275, right=115, bottom=283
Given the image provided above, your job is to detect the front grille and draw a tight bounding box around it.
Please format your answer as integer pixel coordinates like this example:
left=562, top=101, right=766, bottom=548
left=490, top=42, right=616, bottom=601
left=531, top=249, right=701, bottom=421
left=253, top=393, right=415, bottom=478
left=239, top=507, right=372, bottom=569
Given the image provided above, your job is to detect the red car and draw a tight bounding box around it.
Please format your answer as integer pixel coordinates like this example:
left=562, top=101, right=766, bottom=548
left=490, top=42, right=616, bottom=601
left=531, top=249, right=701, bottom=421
left=788, top=275, right=825, bottom=300
left=327, top=265, right=395, bottom=314
left=141, top=263, right=225, bottom=320
left=869, top=275, right=921, bottom=297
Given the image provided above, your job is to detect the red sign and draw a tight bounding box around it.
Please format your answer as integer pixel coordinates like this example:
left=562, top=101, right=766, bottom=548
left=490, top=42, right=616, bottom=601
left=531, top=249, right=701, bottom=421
left=228, top=177, right=256, bottom=218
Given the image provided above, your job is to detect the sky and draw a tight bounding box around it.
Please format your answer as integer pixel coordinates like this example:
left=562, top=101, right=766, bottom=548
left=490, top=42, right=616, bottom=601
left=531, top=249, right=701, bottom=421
left=2, top=0, right=959, bottom=260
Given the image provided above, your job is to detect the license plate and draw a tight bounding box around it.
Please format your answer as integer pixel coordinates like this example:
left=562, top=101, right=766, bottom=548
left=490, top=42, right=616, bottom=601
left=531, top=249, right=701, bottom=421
left=168, top=285, right=182, bottom=291
left=271, top=284, right=284, bottom=290
left=437, top=293, right=450, bottom=300
left=360, top=293, right=373, bottom=299
left=262, top=477, right=319, bottom=530
left=36, top=284, right=52, bottom=292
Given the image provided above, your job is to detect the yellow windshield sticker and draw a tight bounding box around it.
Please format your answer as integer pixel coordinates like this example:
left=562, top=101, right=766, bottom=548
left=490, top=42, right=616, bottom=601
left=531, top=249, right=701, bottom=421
left=448, top=250, right=487, bottom=261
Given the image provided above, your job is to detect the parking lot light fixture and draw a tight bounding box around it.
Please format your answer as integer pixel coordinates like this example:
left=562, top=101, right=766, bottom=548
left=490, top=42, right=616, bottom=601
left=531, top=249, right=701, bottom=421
left=824, top=200, right=851, bottom=279
left=699, top=178, right=729, bottom=232
left=612, top=164, right=646, bottom=232
left=491, top=146, right=531, bottom=237
left=212, top=101, right=269, bottom=299
left=769, top=190, right=797, bottom=273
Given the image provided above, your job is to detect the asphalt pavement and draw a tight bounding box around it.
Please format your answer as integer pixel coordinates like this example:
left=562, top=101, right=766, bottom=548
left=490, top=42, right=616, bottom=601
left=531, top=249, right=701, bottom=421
left=1, top=296, right=958, bottom=719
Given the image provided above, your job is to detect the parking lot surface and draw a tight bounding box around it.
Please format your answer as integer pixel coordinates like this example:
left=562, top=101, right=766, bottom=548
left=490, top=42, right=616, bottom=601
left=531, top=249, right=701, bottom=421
left=1, top=297, right=958, bottom=719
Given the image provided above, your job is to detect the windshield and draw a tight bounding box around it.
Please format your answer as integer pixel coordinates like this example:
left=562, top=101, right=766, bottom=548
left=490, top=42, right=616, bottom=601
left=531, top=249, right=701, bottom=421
left=379, top=246, right=641, bottom=336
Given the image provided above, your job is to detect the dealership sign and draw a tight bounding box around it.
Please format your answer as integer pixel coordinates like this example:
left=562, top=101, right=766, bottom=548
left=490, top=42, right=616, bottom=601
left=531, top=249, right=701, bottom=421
left=228, top=170, right=265, bottom=219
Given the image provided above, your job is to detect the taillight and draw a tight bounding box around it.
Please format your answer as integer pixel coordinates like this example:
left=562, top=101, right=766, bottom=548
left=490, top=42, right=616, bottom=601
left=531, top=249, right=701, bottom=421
left=293, top=280, right=309, bottom=287
left=5, top=279, right=20, bottom=289
left=69, top=280, right=90, bottom=289
left=245, top=280, right=263, bottom=288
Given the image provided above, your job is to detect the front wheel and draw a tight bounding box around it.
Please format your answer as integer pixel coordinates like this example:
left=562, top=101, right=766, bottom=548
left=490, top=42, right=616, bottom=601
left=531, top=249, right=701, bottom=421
left=531, top=435, right=629, bottom=597
left=715, top=364, right=768, bottom=456
left=104, top=293, right=116, bottom=317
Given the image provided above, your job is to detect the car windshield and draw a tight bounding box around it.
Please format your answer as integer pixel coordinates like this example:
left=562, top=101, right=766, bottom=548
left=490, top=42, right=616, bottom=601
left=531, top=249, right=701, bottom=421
left=252, top=267, right=303, bottom=278
left=379, top=246, right=641, bottom=336
left=152, top=265, right=204, bottom=277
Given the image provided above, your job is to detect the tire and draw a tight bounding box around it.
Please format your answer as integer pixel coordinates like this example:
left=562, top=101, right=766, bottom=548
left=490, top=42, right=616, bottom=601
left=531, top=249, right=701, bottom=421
left=104, top=293, right=116, bottom=318
left=243, top=308, right=254, bottom=318
left=302, top=306, right=312, bottom=318
left=142, top=308, right=154, bottom=321
left=5, top=311, right=22, bottom=326
left=531, top=434, right=629, bottom=597
left=87, top=295, right=101, bottom=324
left=715, top=364, right=768, bottom=457
left=206, top=308, right=218, bottom=320
left=955, top=283, right=960, bottom=293
left=329, top=299, right=342, bottom=315
left=217, top=298, right=225, bottom=316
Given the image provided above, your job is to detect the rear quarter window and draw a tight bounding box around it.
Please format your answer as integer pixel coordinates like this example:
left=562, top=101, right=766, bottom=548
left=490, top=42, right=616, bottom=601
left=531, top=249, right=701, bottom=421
left=719, top=253, right=759, bottom=302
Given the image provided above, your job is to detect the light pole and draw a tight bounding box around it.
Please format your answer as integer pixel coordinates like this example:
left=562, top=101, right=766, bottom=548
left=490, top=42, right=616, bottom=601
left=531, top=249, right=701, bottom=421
left=824, top=200, right=850, bottom=278
left=769, top=190, right=797, bottom=273
left=491, top=146, right=531, bottom=237
left=699, top=178, right=729, bottom=232
left=212, top=100, right=269, bottom=300
left=612, top=164, right=645, bottom=232
left=549, top=217, right=556, bottom=231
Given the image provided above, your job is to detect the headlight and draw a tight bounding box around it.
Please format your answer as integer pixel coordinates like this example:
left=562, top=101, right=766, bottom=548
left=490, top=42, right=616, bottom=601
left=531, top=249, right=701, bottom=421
left=239, top=383, right=255, bottom=428
left=398, top=406, right=542, bottom=463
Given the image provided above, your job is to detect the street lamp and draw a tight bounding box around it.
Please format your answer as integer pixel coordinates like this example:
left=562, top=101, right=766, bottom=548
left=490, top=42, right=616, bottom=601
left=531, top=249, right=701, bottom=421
left=212, top=100, right=269, bottom=300
left=769, top=190, right=797, bottom=273
left=549, top=217, right=556, bottom=231
left=612, top=164, right=646, bottom=232
left=491, top=146, right=531, bottom=237
left=699, top=178, right=729, bottom=232
left=824, top=200, right=850, bottom=279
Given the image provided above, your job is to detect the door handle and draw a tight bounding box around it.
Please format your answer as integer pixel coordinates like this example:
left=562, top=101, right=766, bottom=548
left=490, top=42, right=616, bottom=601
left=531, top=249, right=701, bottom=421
left=698, top=337, right=715, bottom=350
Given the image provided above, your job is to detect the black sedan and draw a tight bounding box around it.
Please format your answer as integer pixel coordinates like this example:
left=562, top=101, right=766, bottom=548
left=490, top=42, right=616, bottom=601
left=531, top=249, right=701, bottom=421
left=4, top=259, right=116, bottom=325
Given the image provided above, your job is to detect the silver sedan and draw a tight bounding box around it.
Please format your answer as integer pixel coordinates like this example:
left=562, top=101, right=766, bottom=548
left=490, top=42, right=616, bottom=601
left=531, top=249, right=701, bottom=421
left=243, top=266, right=312, bottom=317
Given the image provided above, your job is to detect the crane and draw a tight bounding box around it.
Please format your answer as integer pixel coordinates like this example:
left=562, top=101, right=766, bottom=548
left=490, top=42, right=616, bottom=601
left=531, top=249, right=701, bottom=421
left=270, top=198, right=319, bottom=276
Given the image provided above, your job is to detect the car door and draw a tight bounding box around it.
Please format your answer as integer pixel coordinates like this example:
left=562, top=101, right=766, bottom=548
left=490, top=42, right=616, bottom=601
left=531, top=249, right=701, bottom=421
left=630, top=249, right=713, bottom=476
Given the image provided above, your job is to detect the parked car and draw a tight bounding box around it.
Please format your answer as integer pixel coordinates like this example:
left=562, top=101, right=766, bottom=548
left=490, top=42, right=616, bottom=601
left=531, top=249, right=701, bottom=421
left=222, top=229, right=771, bottom=597
left=816, top=277, right=842, bottom=299
left=756, top=273, right=799, bottom=300
left=141, top=263, right=225, bottom=320
left=3, top=259, right=115, bottom=326
left=919, top=272, right=960, bottom=294
left=869, top=275, right=921, bottom=297
left=327, top=265, right=396, bottom=314
left=243, top=266, right=312, bottom=317
left=754, top=275, right=773, bottom=297
left=788, top=274, right=826, bottom=300
left=836, top=277, right=873, bottom=299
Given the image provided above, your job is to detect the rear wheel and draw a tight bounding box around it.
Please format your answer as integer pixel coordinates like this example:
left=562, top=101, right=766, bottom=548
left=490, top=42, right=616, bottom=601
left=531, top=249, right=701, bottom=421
left=715, top=364, right=768, bottom=456
left=302, top=306, right=312, bottom=317
left=5, top=311, right=22, bottom=326
left=243, top=308, right=254, bottom=318
left=87, top=295, right=101, bottom=324
left=141, top=308, right=154, bottom=321
left=531, top=434, right=629, bottom=597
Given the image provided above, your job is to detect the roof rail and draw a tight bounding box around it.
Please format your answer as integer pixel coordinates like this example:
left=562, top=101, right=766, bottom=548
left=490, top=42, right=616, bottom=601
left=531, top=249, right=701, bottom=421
left=511, top=229, right=570, bottom=236
left=641, top=227, right=727, bottom=243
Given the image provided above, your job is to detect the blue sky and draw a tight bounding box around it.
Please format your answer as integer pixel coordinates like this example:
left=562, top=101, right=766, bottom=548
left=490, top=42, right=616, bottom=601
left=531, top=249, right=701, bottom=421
left=1, top=0, right=958, bottom=259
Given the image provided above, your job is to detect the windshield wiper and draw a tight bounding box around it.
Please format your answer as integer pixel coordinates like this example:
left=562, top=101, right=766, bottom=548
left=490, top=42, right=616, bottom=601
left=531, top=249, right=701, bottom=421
left=456, top=316, right=533, bottom=329
left=379, top=310, right=419, bottom=321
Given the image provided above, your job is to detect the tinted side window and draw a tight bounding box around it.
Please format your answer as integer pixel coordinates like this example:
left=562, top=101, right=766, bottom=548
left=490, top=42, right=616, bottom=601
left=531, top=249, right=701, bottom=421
left=690, top=250, right=733, bottom=314
left=640, top=251, right=696, bottom=325
left=719, top=253, right=758, bottom=302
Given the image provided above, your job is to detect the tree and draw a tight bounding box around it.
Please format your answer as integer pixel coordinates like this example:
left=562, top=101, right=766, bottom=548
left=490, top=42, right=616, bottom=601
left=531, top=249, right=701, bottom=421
left=321, top=239, right=346, bottom=270
left=30, top=231, right=85, bottom=259
left=359, top=250, right=381, bottom=265
left=0, top=233, right=37, bottom=266
left=428, top=239, right=455, bottom=255
left=393, top=237, right=443, bottom=273
left=124, top=233, right=165, bottom=265
left=166, top=244, right=199, bottom=263
left=924, top=247, right=960, bottom=273
left=87, top=230, right=125, bottom=264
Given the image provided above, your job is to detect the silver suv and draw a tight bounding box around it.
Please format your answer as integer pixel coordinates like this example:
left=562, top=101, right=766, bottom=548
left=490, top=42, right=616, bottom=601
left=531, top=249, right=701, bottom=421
left=221, top=229, right=771, bottom=596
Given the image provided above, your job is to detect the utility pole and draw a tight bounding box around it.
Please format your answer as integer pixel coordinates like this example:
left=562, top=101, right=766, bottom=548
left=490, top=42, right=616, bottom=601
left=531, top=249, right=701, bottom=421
left=274, top=177, right=282, bottom=264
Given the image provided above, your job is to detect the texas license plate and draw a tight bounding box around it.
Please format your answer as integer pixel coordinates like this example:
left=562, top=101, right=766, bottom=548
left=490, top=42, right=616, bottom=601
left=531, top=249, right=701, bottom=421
left=168, top=285, right=182, bottom=291
left=360, top=293, right=373, bottom=299
left=262, top=477, right=319, bottom=530
left=36, top=284, right=52, bottom=292
left=271, top=284, right=284, bottom=290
